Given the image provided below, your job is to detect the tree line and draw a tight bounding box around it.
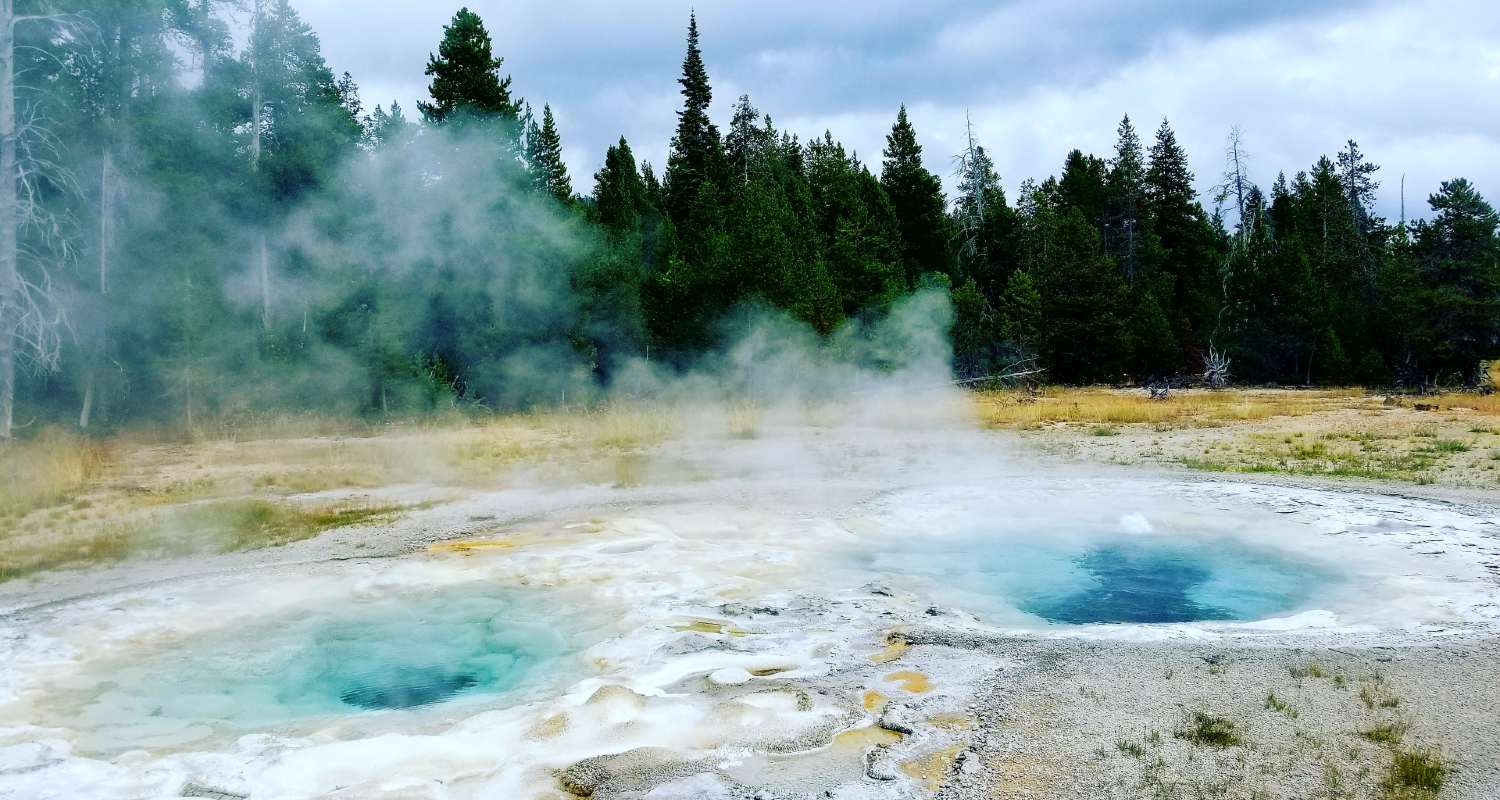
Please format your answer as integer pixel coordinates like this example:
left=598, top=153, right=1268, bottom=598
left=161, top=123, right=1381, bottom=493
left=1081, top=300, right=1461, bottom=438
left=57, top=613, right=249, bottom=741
left=2, top=3, right=1497, bottom=438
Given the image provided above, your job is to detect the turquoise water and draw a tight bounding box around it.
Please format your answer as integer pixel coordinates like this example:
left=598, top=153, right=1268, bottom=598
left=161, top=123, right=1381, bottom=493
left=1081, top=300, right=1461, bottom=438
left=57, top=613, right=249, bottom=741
left=57, top=584, right=586, bottom=744
left=860, top=534, right=1331, bottom=625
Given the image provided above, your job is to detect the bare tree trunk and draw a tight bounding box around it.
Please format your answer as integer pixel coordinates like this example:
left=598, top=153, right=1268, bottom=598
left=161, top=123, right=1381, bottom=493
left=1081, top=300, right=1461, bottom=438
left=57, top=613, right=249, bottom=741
left=251, top=0, right=269, bottom=331
left=257, top=233, right=269, bottom=329
left=79, top=371, right=94, bottom=428
left=0, top=0, right=19, bottom=441
left=81, top=147, right=114, bottom=429
left=99, top=149, right=112, bottom=294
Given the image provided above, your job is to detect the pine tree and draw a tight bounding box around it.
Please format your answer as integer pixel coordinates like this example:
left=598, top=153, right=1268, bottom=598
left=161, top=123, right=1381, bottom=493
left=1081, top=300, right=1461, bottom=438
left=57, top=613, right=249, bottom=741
left=593, top=136, right=645, bottom=233
left=881, top=106, right=949, bottom=288
left=1105, top=115, right=1147, bottom=280
left=364, top=101, right=411, bottom=150
left=725, top=94, right=772, bottom=185
left=527, top=104, right=572, bottom=204
left=1414, top=178, right=1500, bottom=380
left=1020, top=183, right=1131, bottom=382
left=950, top=277, right=999, bottom=380
left=1058, top=149, right=1107, bottom=228
left=999, top=267, right=1042, bottom=357
left=1336, top=139, right=1380, bottom=234
left=1145, top=117, right=1216, bottom=360
left=663, top=13, right=725, bottom=225
left=419, top=8, right=518, bottom=126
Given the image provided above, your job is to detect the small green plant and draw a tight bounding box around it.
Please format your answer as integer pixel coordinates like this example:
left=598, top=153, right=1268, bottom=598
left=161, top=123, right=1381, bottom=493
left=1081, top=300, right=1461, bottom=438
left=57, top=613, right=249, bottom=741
left=1176, top=711, right=1242, bottom=748
left=1091, top=425, right=1121, bottom=437
left=1360, top=682, right=1401, bottom=710
left=1116, top=739, right=1145, bottom=758
left=1430, top=439, right=1470, bottom=453
left=1289, top=662, right=1328, bottom=680
left=1264, top=691, right=1298, bottom=718
left=1361, top=720, right=1410, bottom=745
left=1380, top=748, right=1446, bottom=799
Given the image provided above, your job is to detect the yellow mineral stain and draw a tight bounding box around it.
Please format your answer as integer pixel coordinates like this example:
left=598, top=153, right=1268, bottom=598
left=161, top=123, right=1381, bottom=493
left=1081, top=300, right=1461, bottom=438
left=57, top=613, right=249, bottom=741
left=427, top=538, right=515, bottom=555
left=884, top=670, right=932, bottom=694
left=672, top=619, right=750, bottom=636
left=862, top=689, right=887, bottom=711
left=900, top=745, right=963, bottom=794
left=528, top=712, right=568, bottom=739
left=870, top=640, right=909, bottom=664
left=833, top=725, right=904, bottom=749
left=927, top=712, right=975, bottom=730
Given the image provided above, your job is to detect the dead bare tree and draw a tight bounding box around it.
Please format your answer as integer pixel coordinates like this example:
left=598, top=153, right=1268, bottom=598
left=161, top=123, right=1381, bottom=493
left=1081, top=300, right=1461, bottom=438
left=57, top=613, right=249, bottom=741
left=1202, top=347, right=1231, bottom=389
left=0, top=0, right=85, bottom=440
left=1208, top=126, right=1254, bottom=372
left=1213, top=125, right=1253, bottom=249
left=951, top=111, right=994, bottom=269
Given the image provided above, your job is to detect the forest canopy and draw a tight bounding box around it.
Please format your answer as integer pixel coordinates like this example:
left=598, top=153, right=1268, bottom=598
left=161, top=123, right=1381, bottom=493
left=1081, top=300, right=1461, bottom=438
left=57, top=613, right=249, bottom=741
left=2, top=2, right=1497, bottom=438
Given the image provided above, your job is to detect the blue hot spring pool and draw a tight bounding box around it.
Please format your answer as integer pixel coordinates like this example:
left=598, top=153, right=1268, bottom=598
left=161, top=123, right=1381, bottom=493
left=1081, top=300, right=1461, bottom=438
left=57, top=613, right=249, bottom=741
left=47, top=583, right=591, bottom=749
left=859, top=534, right=1333, bottom=625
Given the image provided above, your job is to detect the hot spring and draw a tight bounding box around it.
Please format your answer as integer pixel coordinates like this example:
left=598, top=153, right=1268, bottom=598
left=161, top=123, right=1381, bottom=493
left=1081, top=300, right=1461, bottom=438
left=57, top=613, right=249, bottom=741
left=36, top=583, right=591, bottom=752
left=858, top=532, right=1335, bottom=626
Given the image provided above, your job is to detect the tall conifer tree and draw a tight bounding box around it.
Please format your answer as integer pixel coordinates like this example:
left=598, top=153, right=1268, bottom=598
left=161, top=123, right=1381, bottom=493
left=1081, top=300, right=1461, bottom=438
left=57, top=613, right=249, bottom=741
left=419, top=8, right=518, bottom=126
left=880, top=106, right=949, bottom=288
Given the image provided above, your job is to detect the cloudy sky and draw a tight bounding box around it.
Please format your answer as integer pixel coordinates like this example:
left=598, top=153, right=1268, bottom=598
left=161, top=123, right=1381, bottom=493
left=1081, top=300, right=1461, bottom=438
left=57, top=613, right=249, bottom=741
left=293, top=0, right=1500, bottom=221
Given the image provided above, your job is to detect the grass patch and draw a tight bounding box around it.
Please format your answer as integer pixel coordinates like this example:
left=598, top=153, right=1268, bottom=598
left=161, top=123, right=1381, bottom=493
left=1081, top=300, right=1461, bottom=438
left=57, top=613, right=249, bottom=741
left=175, top=499, right=406, bottom=551
left=1175, top=711, right=1242, bottom=748
left=1430, top=439, right=1471, bottom=453
left=1361, top=721, right=1411, bottom=745
left=0, top=523, right=139, bottom=582
left=0, top=428, right=115, bottom=518
left=1264, top=691, right=1298, bottom=718
left=1361, top=680, right=1402, bottom=710
left=1380, top=749, right=1446, bottom=799
left=1289, top=662, right=1329, bottom=680
left=1116, top=739, right=1146, bottom=758
left=0, top=499, right=406, bottom=582
left=974, top=387, right=1372, bottom=429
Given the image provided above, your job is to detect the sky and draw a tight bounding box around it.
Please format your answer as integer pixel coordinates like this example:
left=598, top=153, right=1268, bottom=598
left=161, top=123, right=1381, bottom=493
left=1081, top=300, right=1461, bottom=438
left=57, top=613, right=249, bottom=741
left=292, top=0, right=1500, bottom=221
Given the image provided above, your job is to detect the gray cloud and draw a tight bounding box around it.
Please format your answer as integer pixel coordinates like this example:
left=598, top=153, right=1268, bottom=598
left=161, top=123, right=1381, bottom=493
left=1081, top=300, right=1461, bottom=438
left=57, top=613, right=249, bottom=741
left=296, top=0, right=1499, bottom=221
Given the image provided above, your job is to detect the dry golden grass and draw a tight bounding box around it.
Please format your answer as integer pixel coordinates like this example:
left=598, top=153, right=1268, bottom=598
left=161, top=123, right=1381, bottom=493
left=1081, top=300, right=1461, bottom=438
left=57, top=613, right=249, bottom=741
left=0, top=498, right=404, bottom=582
left=973, top=387, right=1374, bottom=428
left=531, top=403, right=679, bottom=450
left=0, top=428, right=116, bottom=519
left=1423, top=392, right=1500, bottom=415
left=724, top=401, right=765, bottom=439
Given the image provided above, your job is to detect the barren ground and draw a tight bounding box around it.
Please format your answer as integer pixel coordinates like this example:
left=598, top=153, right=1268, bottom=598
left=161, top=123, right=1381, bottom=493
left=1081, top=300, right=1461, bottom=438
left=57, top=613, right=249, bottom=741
left=1, top=390, right=1497, bottom=800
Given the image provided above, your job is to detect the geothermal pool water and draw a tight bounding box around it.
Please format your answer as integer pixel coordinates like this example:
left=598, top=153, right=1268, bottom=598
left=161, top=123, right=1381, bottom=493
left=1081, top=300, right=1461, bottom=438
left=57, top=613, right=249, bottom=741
left=861, top=534, right=1332, bottom=625
left=31, top=584, right=588, bottom=753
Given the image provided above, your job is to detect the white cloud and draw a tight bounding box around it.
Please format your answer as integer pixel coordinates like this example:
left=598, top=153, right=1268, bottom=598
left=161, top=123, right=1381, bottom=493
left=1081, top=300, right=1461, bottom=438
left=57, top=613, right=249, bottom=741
left=296, top=0, right=1500, bottom=219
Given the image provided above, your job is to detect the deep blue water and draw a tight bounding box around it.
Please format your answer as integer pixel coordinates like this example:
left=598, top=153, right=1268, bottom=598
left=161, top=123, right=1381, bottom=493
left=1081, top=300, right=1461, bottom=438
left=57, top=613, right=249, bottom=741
left=859, top=534, right=1329, bottom=625
left=68, top=584, right=585, bottom=734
